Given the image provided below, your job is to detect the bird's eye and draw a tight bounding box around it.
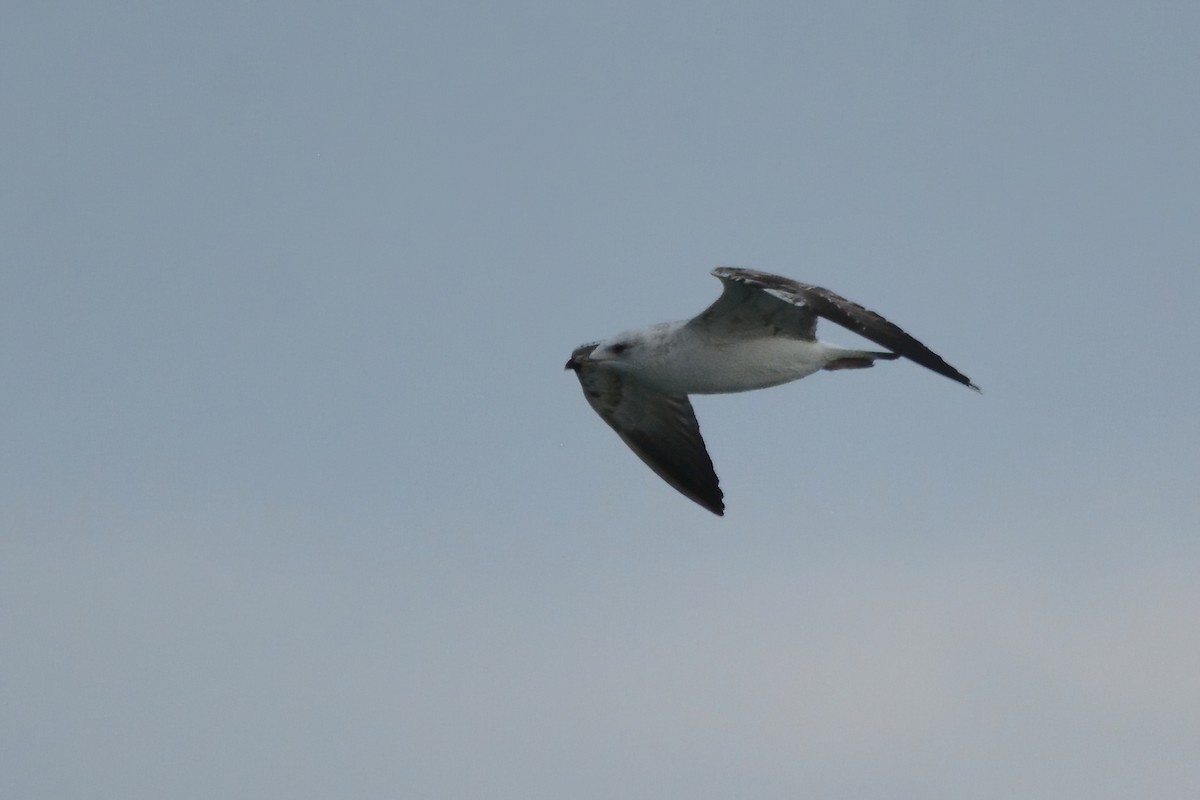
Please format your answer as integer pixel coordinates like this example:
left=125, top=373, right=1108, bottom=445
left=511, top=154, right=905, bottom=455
left=610, top=342, right=631, bottom=355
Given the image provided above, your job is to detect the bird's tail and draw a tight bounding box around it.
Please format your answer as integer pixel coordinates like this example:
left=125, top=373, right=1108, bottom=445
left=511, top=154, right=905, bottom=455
left=822, top=350, right=900, bottom=371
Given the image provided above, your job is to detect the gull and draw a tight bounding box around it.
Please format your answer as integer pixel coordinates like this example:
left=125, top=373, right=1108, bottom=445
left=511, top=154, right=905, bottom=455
left=565, top=267, right=978, bottom=516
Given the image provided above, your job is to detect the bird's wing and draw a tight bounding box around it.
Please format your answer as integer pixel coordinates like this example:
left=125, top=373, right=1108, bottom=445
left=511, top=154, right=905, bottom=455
left=689, top=268, right=819, bottom=340
left=707, top=267, right=979, bottom=390
left=571, top=355, right=724, bottom=516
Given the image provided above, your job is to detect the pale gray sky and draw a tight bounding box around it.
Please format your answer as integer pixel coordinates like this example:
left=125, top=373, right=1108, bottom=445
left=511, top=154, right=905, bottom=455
left=3, top=2, right=1199, bottom=798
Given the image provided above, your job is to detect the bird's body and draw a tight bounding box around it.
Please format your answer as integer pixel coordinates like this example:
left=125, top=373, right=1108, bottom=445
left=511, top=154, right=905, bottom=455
left=566, top=267, right=978, bottom=516
left=584, top=320, right=878, bottom=395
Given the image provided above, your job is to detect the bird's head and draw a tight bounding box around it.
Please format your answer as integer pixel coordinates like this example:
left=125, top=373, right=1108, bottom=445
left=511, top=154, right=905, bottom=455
left=565, top=334, right=642, bottom=372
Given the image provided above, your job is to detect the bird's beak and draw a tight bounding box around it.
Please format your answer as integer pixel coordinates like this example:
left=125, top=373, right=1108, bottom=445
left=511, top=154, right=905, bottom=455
left=566, top=343, right=599, bottom=371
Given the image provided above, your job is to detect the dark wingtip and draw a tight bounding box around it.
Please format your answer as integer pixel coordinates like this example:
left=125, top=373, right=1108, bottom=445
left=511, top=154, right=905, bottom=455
left=677, top=481, right=724, bottom=516
left=700, top=492, right=725, bottom=516
left=936, top=364, right=980, bottom=392
left=952, top=371, right=981, bottom=392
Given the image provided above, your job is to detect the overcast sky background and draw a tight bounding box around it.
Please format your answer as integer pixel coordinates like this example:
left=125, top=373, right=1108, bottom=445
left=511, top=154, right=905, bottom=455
left=3, top=2, right=1199, bottom=798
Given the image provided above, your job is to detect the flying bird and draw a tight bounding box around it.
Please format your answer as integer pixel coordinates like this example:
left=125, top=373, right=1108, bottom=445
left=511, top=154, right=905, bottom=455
left=565, top=267, right=978, bottom=516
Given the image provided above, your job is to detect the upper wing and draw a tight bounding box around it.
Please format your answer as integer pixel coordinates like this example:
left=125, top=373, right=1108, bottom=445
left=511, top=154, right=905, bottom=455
left=709, top=267, right=979, bottom=390
left=570, top=350, right=724, bottom=516
left=689, top=269, right=819, bottom=340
